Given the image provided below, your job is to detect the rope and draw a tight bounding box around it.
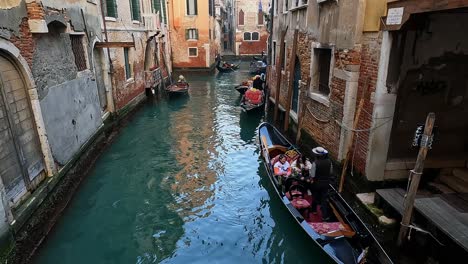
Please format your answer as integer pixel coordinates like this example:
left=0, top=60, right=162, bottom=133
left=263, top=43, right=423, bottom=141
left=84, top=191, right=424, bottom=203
left=307, top=105, right=330, bottom=123
left=401, top=223, right=445, bottom=246
left=334, top=117, right=393, bottom=132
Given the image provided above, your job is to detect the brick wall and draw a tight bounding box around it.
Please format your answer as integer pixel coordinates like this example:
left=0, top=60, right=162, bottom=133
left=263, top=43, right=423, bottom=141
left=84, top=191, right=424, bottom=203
left=9, top=18, right=35, bottom=67
left=352, top=32, right=382, bottom=173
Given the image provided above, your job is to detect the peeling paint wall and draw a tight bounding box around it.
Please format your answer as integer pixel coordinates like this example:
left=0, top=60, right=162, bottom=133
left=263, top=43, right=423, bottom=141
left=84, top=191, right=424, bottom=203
left=39, top=75, right=102, bottom=165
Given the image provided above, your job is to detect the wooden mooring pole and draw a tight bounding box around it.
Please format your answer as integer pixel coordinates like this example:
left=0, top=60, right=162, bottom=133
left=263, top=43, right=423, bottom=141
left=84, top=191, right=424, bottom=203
left=397, top=112, right=436, bottom=246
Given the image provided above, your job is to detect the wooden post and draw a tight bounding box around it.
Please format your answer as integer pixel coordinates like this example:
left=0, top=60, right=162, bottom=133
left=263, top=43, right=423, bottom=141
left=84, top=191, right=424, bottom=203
left=283, top=29, right=299, bottom=132
left=295, top=78, right=310, bottom=144
left=397, top=112, right=436, bottom=246
left=273, top=28, right=287, bottom=124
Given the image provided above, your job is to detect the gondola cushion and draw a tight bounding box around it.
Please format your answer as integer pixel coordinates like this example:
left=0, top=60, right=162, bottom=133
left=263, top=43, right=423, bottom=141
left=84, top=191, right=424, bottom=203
left=291, top=198, right=311, bottom=209
left=308, top=222, right=347, bottom=235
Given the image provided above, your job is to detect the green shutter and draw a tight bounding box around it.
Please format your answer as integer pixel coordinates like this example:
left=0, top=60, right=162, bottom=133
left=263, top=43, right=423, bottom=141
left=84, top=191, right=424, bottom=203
left=161, top=0, right=167, bottom=24
left=185, top=29, right=189, bottom=40
left=131, top=0, right=141, bottom=21
left=195, top=29, right=199, bottom=40
left=106, top=0, right=117, bottom=18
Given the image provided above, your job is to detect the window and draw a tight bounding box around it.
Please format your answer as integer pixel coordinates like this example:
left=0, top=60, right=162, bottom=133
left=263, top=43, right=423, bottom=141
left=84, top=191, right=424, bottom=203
left=272, top=41, right=276, bottom=65
left=258, top=11, right=264, bottom=25
left=187, top=0, right=197, bottom=15
left=314, top=48, right=332, bottom=95
left=130, top=0, right=141, bottom=21
left=252, top=32, right=259, bottom=41
left=224, top=41, right=228, bottom=49
left=188, top=48, right=198, bottom=57
left=238, top=9, right=244, bottom=26
left=209, top=0, right=214, bottom=16
left=70, top=35, right=87, bottom=71
left=105, top=0, right=118, bottom=18
left=274, top=0, right=278, bottom=15
left=186, top=28, right=198, bottom=40
left=209, top=29, right=212, bottom=40
left=243, top=32, right=251, bottom=41
left=153, top=0, right=167, bottom=24
left=124, top=48, right=131, bottom=79
left=283, top=0, right=289, bottom=12
left=293, top=0, right=308, bottom=8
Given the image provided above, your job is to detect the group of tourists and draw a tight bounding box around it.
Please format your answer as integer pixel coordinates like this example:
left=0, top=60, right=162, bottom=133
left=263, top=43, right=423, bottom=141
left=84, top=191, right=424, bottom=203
left=243, top=74, right=265, bottom=105
left=273, top=146, right=333, bottom=218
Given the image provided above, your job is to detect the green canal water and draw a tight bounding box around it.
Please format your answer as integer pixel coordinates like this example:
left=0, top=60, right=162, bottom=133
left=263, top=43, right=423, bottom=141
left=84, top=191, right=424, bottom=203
left=35, top=66, right=332, bottom=264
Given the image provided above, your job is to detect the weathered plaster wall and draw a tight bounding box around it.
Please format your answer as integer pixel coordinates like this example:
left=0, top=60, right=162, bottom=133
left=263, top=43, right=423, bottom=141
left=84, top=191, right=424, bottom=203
left=32, top=29, right=77, bottom=99
left=39, top=75, right=102, bottom=165
left=0, top=1, right=27, bottom=35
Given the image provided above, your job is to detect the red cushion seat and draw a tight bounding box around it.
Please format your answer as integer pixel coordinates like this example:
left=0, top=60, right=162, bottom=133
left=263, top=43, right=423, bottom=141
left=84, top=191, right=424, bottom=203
left=291, top=198, right=311, bottom=209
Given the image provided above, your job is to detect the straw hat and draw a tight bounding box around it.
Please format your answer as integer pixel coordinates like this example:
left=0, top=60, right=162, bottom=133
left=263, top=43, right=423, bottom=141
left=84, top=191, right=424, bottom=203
left=312, top=147, right=328, bottom=155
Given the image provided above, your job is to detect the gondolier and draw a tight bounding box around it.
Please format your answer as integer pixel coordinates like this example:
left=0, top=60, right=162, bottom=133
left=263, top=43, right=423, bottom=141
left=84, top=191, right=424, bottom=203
left=310, top=147, right=333, bottom=219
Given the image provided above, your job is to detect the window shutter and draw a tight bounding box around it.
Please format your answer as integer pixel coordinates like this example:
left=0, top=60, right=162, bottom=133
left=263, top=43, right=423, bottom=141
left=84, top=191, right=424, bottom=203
left=161, top=0, right=167, bottom=23
left=194, top=0, right=198, bottom=15
left=239, top=10, right=244, bottom=25
left=131, top=0, right=141, bottom=21
left=153, top=0, right=161, bottom=17
left=185, top=29, right=189, bottom=40
left=106, top=0, right=117, bottom=17
left=195, top=29, right=199, bottom=39
left=258, top=11, right=263, bottom=25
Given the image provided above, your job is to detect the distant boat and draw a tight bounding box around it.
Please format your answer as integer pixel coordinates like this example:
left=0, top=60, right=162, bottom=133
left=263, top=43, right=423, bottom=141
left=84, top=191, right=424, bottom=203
left=235, top=81, right=251, bottom=95
left=258, top=122, right=394, bottom=264
left=216, top=56, right=240, bottom=73
left=165, top=82, right=189, bottom=95
left=249, top=60, right=267, bottom=74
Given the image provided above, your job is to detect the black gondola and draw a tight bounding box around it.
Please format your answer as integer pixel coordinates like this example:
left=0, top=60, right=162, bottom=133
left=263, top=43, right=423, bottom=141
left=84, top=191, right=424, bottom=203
left=240, top=90, right=264, bottom=112
left=258, top=122, right=393, bottom=264
left=249, top=60, right=267, bottom=74
left=165, top=82, right=189, bottom=95
left=216, top=57, right=240, bottom=73
left=235, top=81, right=250, bottom=95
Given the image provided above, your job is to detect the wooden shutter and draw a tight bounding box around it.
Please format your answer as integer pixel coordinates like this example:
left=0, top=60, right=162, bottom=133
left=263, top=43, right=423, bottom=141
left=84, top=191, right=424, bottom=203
left=239, top=9, right=244, bottom=25
left=106, top=0, right=117, bottom=17
left=195, top=29, right=199, bottom=39
left=131, top=0, right=141, bottom=21
left=185, top=29, right=189, bottom=40
left=161, top=0, right=167, bottom=23
left=258, top=11, right=264, bottom=25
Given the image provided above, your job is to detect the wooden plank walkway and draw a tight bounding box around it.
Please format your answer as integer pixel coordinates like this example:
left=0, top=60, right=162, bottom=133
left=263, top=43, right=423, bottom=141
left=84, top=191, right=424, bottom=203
left=377, top=188, right=468, bottom=251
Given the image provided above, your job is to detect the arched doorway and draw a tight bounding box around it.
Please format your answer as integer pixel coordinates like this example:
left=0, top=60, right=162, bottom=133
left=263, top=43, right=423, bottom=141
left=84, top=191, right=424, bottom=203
left=291, top=56, right=301, bottom=114
left=0, top=53, right=45, bottom=203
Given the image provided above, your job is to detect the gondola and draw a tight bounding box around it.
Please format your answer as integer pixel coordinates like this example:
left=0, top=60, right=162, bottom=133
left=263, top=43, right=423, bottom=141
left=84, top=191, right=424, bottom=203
left=249, top=60, right=267, bottom=74
left=165, top=82, right=189, bottom=95
left=258, top=122, right=393, bottom=264
left=240, top=90, right=264, bottom=112
left=235, top=81, right=251, bottom=95
left=216, top=58, right=240, bottom=73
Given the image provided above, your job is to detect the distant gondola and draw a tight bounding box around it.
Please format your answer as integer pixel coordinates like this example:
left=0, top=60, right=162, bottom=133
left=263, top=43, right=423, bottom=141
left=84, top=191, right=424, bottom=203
left=249, top=60, right=267, bottom=74
left=216, top=59, right=240, bottom=73
left=165, top=82, right=189, bottom=95
left=235, top=81, right=251, bottom=95
left=258, top=122, right=393, bottom=264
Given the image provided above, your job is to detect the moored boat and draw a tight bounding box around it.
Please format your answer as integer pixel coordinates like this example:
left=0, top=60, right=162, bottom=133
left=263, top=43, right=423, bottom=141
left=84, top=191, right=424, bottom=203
left=249, top=60, right=267, bottom=74
left=165, top=82, right=189, bottom=95
left=258, top=122, right=393, bottom=264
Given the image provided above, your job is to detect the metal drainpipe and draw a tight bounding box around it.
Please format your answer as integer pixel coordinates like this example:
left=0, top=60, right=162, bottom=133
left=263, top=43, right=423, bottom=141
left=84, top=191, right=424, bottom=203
left=100, top=0, right=116, bottom=113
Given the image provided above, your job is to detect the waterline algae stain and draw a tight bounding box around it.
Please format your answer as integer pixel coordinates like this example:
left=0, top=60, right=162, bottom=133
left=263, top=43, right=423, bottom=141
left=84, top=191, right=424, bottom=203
left=35, top=66, right=332, bottom=264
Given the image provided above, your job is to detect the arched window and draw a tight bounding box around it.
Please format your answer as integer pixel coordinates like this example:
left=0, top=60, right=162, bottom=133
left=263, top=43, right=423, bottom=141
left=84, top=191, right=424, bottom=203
left=238, top=9, right=244, bottom=26
left=258, top=11, right=264, bottom=25
left=243, top=32, right=251, bottom=41
left=252, top=32, right=260, bottom=41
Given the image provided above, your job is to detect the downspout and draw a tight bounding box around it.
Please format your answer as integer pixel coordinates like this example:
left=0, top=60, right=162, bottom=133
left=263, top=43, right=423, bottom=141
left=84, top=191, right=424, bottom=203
left=100, top=0, right=116, bottom=113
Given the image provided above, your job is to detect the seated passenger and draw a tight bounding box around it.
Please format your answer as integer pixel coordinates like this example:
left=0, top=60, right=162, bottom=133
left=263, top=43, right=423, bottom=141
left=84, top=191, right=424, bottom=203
left=273, top=154, right=291, bottom=180
left=252, top=75, right=264, bottom=90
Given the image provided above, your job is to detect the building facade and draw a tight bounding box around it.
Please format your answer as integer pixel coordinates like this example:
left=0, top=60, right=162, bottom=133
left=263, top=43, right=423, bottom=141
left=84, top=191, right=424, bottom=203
left=0, top=0, right=172, bottom=260
left=168, top=0, right=219, bottom=69
left=233, top=0, right=268, bottom=56
left=101, top=0, right=172, bottom=109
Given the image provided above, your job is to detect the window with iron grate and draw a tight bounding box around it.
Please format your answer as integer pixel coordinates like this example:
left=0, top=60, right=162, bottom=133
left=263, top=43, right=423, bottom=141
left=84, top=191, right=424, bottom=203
left=70, top=35, right=87, bottom=71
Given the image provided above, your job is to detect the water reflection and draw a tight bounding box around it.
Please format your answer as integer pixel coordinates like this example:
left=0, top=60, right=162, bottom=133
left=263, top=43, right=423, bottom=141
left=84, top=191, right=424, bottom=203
left=239, top=109, right=264, bottom=144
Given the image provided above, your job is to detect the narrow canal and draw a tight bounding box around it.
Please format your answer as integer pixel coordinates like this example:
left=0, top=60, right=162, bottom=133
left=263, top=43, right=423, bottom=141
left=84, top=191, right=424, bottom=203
left=35, top=65, right=332, bottom=264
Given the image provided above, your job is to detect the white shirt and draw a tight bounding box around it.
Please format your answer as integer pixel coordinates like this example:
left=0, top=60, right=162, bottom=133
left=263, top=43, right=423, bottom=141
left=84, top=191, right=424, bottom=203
left=274, top=161, right=290, bottom=175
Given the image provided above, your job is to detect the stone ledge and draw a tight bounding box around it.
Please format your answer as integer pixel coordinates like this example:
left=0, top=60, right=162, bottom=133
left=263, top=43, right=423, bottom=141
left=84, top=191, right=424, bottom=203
left=27, top=19, right=48, bottom=33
